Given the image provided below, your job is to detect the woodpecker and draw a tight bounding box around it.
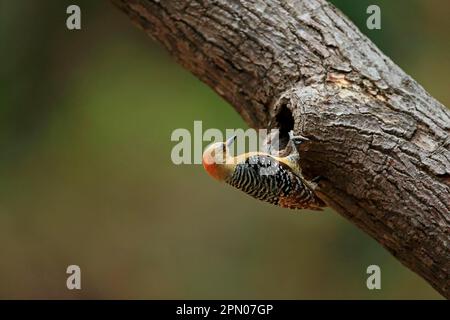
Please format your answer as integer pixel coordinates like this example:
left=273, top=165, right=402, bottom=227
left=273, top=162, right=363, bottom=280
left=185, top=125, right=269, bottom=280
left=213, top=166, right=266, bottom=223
left=202, top=131, right=325, bottom=210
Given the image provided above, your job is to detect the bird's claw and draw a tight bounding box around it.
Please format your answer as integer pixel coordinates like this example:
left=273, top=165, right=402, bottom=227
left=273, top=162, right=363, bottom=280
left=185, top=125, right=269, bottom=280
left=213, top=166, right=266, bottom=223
left=311, top=175, right=323, bottom=183
left=288, top=130, right=310, bottom=145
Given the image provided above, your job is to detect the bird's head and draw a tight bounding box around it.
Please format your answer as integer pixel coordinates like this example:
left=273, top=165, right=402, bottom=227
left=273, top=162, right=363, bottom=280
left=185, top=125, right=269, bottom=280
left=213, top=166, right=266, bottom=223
left=202, top=135, right=237, bottom=181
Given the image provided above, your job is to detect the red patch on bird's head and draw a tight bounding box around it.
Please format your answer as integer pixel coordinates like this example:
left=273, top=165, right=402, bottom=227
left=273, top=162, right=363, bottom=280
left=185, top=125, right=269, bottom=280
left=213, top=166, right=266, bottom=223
left=202, top=151, right=221, bottom=180
left=202, top=142, right=231, bottom=181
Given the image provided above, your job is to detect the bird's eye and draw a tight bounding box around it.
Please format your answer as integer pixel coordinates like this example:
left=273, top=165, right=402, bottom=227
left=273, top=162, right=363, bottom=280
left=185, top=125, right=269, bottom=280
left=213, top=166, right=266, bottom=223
left=222, top=144, right=226, bottom=153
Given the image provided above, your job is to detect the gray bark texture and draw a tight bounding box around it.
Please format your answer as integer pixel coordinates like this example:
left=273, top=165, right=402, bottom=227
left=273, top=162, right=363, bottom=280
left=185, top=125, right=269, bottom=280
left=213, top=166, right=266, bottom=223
left=111, top=0, right=450, bottom=298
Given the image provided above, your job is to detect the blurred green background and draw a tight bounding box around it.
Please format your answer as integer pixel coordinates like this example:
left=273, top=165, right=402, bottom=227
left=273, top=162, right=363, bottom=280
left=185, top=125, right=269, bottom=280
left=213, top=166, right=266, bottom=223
left=0, top=0, right=448, bottom=299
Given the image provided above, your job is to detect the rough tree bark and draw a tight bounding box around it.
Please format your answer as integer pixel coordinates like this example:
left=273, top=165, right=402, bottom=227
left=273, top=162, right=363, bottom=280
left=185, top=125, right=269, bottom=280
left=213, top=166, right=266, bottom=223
left=111, top=0, right=450, bottom=297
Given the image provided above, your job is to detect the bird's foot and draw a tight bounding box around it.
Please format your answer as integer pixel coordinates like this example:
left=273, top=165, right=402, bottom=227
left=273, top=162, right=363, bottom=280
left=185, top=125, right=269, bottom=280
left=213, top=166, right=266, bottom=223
left=288, top=130, right=310, bottom=145
left=311, top=175, right=323, bottom=183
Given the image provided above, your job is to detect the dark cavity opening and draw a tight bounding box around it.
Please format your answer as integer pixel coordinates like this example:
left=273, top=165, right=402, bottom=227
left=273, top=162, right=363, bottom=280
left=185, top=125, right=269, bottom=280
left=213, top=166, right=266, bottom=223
left=275, top=104, right=294, bottom=149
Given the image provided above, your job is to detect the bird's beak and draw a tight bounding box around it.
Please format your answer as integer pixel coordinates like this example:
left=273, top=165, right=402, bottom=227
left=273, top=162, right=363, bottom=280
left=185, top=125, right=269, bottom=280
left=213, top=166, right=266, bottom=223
left=225, top=135, right=237, bottom=148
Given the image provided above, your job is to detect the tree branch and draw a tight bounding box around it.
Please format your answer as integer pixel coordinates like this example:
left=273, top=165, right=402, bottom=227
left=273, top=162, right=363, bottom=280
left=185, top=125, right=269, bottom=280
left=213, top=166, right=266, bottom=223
left=111, top=0, right=450, bottom=298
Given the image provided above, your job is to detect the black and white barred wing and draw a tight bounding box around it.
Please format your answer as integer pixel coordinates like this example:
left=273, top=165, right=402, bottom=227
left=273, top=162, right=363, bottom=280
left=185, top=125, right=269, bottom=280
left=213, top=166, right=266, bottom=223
left=226, top=155, right=324, bottom=210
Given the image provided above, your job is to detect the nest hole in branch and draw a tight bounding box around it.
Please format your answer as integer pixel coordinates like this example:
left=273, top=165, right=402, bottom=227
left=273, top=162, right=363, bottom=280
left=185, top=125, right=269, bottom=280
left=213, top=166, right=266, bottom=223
left=274, top=103, right=294, bottom=150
